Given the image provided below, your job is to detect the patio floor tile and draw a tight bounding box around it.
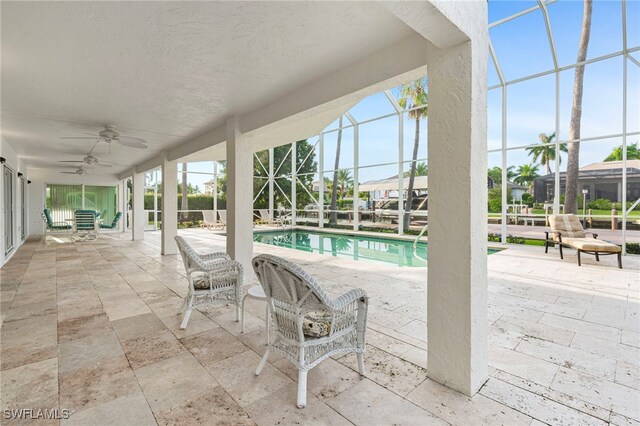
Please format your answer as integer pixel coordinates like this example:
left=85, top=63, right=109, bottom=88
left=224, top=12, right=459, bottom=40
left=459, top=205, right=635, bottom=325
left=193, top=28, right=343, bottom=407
left=1, top=233, right=638, bottom=425
left=326, top=378, right=446, bottom=425
left=134, top=352, right=218, bottom=413
left=156, top=386, right=255, bottom=426
left=407, top=377, right=533, bottom=425
left=59, top=354, right=139, bottom=413
left=207, top=350, right=292, bottom=407
left=62, top=391, right=156, bottom=426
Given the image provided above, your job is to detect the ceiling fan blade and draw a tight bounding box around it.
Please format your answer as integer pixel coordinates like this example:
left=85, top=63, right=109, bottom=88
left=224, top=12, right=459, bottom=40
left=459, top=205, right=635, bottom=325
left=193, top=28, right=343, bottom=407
left=95, top=163, right=113, bottom=168
left=117, top=139, right=147, bottom=149
left=85, top=133, right=100, bottom=136
left=60, top=171, right=79, bottom=174
left=60, top=137, right=97, bottom=140
left=118, top=135, right=147, bottom=143
left=59, top=160, right=84, bottom=163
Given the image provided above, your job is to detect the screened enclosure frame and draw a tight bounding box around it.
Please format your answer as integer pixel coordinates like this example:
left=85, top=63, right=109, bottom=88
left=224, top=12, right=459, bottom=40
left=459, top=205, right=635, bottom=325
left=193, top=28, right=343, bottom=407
left=488, top=0, right=639, bottom=252
left=165, top=0, right=637, bottom=253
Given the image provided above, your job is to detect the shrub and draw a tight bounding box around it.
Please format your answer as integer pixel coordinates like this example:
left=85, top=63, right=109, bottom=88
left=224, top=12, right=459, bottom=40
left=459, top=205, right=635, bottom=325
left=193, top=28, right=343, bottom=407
left=521, top=193, right=533, bottom=204
left=588, top=198, right=613, bottom=210
left=627, top=243, right=640, bottom=255
left=487, top=233, right=501, bottom=242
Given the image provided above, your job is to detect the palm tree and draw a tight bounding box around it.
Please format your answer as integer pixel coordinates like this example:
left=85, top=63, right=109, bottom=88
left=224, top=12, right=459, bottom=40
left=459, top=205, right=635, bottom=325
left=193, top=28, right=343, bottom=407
left=487, top=166, right=516, bottom=185
left=514, top=164, right=540, bottom=191
left=526, top=132, right=568, bottom=175
left=397, top=78, right=428, bottom=230
left=404, top=162, right=428, bottom=177
left=336, top=169, right=353, bottom=198
left=415, top=162, right=428, bottom=177
left=604, top=142, right=640, bottom=161
left=565, top=0, right=592, bottom=214
left=329, top=116, right=343, bottom=225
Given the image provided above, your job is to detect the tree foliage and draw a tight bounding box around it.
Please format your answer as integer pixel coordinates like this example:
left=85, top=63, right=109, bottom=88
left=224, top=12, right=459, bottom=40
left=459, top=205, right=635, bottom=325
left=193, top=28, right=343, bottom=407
left=525, top=132, right=568, bottom=175
left=217, top=139, right=317, bottom=211
left=604, top=142, right=640, bottom=162
left=513, top=163, right=540, bottom=189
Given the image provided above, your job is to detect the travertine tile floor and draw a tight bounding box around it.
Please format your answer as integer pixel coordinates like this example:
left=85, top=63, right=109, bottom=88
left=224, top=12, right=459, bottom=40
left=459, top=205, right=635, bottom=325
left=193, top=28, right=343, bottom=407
left=1, top=230, right=638, bottom=425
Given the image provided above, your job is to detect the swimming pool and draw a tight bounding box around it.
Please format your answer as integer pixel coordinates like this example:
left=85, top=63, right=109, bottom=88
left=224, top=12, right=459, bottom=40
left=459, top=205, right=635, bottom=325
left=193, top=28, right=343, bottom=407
left=253, top=230, right=500, bottom=268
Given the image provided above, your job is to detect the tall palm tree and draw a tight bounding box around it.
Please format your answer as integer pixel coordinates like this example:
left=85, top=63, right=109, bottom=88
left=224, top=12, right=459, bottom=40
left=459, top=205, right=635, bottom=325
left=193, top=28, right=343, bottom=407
left=329, top=116, right=343, bottom=225
left=565, top=0, right=592, bottom=214
left=604, top=142, right=640, bottom=161
left=397, top=78, right=428, bottom=230
left=526, top=132, right=568, bottom=175
left=514, top=163, right=540, bottom=191
left=336, top=169, right=353, bottom=198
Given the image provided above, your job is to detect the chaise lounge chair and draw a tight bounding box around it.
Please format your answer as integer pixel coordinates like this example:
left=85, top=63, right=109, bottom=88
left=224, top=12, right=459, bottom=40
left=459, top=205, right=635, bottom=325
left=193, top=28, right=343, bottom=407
left=545, top=214, right=622, bottom=269
left=257, top=209, right=291, bottom=227
left=201, top=210, right=224, bottom=230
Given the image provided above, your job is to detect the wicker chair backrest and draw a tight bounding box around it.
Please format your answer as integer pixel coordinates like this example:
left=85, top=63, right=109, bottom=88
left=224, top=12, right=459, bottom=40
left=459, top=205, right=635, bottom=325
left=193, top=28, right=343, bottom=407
left=253, top=254, right=333, bottom=341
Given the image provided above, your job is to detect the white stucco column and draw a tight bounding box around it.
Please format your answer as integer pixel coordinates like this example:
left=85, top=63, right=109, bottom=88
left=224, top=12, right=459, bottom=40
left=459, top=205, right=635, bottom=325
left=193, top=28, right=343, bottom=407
left=132, top=169, right=145, bottom=241
left=161, top=155, right=178, bottom=255
left=226, top=116, right=253, bottom=274
left=426, top=39, right=488, bottom=396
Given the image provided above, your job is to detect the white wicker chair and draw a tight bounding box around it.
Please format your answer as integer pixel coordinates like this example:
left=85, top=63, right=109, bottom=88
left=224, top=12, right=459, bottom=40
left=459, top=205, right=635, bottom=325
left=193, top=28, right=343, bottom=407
left=175, top=236, right=243, bottom=329
left=252, top=254, right=368, bottom=408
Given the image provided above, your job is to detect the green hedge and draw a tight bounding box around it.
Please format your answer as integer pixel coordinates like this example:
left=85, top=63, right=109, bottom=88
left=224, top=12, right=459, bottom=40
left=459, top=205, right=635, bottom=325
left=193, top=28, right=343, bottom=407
left=144, top=194, right=226, bottom=211
left=627, top=243, right=640, bottom=255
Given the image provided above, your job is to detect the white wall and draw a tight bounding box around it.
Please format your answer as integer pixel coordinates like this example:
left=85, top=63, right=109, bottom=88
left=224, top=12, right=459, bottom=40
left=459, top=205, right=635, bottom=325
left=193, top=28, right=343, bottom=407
left=1, top=137, right=26, bottom=267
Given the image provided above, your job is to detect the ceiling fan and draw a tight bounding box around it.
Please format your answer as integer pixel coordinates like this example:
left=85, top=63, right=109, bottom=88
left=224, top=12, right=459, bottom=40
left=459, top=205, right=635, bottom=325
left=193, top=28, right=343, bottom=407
left=59, top=153, right=113, bottom=168
left=61, top=125, right=147, bottom=150
left=60, top=165, right=92, bottom=175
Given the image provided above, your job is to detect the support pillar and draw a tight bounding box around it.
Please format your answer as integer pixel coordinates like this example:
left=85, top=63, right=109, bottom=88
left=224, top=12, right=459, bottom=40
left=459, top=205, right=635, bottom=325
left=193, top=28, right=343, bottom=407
left=161, top=155, right=177, bottom=255
left=132, top=169, right=145, bottom=241
left=226, top=116, right=254, bottom=274
left=427, top=38, right=488, bottom=396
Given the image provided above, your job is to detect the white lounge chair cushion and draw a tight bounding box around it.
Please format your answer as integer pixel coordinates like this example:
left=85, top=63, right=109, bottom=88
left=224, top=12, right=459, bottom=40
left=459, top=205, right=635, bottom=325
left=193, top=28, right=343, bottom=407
left=561, top=237, right=621, bottom=253
left=549, top=214, right=586, bottom=239
left=303, top=311, right=332, bottom=337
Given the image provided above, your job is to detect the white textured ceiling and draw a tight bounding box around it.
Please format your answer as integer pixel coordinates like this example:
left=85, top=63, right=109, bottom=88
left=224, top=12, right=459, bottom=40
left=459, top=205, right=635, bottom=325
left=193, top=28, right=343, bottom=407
left=1, top=1, right=415, bottom=175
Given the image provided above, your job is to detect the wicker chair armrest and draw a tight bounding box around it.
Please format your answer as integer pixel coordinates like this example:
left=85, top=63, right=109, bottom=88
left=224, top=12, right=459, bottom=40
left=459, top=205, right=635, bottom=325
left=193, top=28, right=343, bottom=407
left=330, top=288, right=368, bottom=311
left=201, top=252, right=232, bottom=262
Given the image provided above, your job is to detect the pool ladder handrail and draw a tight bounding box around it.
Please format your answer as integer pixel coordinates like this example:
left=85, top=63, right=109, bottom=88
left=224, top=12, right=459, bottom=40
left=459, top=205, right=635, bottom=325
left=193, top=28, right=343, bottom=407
left=413, top=224, right=428, bottom=261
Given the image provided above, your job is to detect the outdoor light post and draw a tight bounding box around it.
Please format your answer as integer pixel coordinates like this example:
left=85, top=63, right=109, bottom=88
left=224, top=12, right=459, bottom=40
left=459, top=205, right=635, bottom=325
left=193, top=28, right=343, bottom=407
left=582, top=189, right=588, bottom=228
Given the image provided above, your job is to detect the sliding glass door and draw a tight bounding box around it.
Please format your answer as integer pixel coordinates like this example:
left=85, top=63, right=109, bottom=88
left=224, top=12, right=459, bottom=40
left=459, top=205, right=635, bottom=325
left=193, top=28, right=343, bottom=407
left=85, top=186, right=117, bottom=223
left=20, top=176, right=26, bottom=240
left=3, top=165, right=14, bottom=255
left=46, top=184, right=82, bottom=224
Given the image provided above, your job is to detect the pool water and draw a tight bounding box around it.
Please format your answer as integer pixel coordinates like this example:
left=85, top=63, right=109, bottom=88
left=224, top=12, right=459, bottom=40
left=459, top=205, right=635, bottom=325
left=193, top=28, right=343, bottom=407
left=253, top=230, right=500, bottom=268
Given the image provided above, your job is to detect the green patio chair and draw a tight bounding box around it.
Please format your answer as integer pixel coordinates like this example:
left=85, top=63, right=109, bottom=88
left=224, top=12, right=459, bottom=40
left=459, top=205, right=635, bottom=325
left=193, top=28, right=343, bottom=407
left=100, top=212, right=123, bottom=238
left=42, top=208, right=71, bottom=236
left=73, top=210, right=99, bottom=240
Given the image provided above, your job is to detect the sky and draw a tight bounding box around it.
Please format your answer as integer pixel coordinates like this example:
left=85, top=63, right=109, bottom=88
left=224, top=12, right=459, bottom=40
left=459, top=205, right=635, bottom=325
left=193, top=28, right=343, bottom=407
left=174, top=0, right=639, bottom=193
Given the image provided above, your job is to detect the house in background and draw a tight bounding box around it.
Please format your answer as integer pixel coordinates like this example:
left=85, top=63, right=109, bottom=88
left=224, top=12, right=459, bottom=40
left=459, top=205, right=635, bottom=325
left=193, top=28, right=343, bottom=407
left=533, top=160, right=640, bottom=204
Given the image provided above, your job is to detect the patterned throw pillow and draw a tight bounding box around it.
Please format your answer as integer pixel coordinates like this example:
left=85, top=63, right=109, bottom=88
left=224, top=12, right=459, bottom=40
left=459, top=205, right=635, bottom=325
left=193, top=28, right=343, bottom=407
left=303, top=311, right=333, bottom=337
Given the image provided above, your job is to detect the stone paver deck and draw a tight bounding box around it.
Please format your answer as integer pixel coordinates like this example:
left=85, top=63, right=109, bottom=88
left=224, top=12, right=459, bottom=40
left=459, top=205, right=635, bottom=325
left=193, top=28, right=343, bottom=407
left=1, top=229, right=638, bottom=425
